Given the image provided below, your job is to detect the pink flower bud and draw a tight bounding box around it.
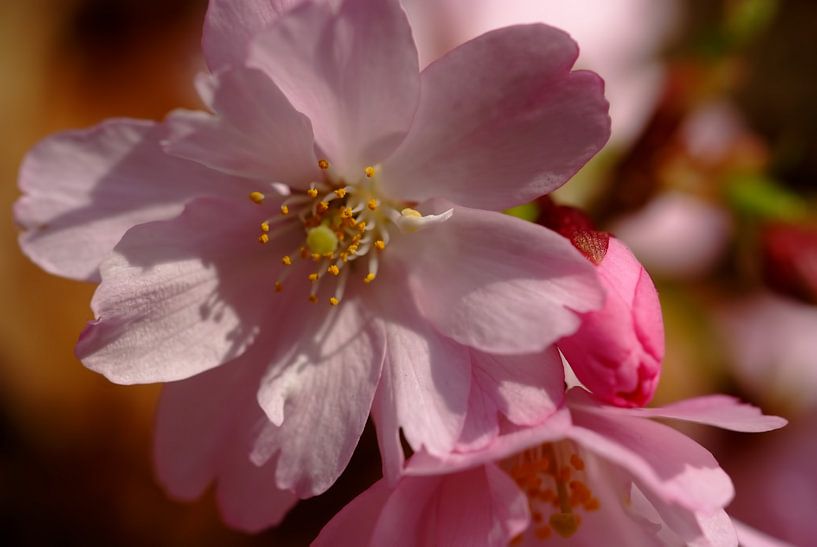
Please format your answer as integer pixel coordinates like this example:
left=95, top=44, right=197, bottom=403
left=559, top=237, right=664, bottom=407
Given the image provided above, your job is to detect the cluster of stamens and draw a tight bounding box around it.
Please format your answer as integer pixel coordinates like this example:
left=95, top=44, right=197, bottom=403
left=248, top=160, right=410, bottom=306
left=504, top=442, right=600, bottom=543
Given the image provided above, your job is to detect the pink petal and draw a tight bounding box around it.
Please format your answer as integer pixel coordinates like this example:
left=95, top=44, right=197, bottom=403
left=571, top=390, right=787, bottom=432
left=15, top=119, right=251, bottom=281
left=370, top=268, right=470, bottom=457
left=457, top=347, right=565, bottom=451
left=252, top=297, right=386, bottom=497
left=371, top=357, right=404, bottom=484
left=154, top=359, right=297, bottom=532
left=163, top=67, right=319, bottom=185
left=433, top=465, right=530, bottom=547
left=202, top=0, right=314, bottom=70
left=370, top=475, right=442, bottom=546
left=313, top=479, right=393, bottom=547
left=568, top=405, right=734, bottom=514
left=379, top=24, right=610, bottom=210
left=407, top=408, right=572, bottom=477
left=248, top=0, right=419, bottom=177
left=76, top=196, right=297, bottom=383
left=398, top=202, right=603, bottom=354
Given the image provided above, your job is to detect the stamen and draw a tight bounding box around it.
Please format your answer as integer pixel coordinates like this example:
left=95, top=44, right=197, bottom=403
left=281, top=255, right=293, bottom=266
left=260, top=221, right=270, bottom=232
left=329, top=297, right=340, bottom=306
left=318, top=159, right=330, bottom=170
left=249, top=191, right=265, bottom=204
left=307, top=273, right=319, bottom=282
left=334, top=187, right=348, bottom=198
left=274, top=281, right=283, bottom=293
left=374, top=240, right=385, bottom=251
left=367, top=198, right=378, bottom=210
left=308, top=294, right=318, bottom=303
left=364, top=166, right=375, bottom=178
left=307, top=187, right=319, bottom=199
left=258, top=234, right=270, bottom=244
left=364, top=273, right=376, bottom=284
left=280, top=204, right=289, bottom=215
left=328, top=264, right=340, bottom=276
left=317, top=201, right=330, bottom=214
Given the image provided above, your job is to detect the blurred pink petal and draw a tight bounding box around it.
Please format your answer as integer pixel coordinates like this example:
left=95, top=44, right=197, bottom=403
left=612, top=191, right=733, bottom=279
left=718, top=292, right=817, bottom=410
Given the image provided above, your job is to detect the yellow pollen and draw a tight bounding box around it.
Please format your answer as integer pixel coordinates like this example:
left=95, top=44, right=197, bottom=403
left=347, top=244, right=359, bottom=254
left=318, top=159, right=330, bottom=170
left=258, top=233, right=270, bottom=244
left=328, top=265, right=340, bottom=276
left=364, top=273, right=376, bottom=284
left=341, top=207, right=354, bottom=219
left=280, top=204, right=289, bottom=215
left=274, top=281, right=283, bottom=292
left=367, top=198, right=378, bottom=210
left=357, top=221, right=367, bottom=231
left=401, top=207, right=422, bottom=218
left=307, top=188, right=319, bottom=199
left=281, top=255, right=293, bottom=266
left=364, top=165, right=375, bottom=178
left=308, top=273, right=319, bottom=282
left=249, top=191, right=265, bottom=204
left=260, top=221, right=270, bottom=232
left=374, top=240, right=386, bottom=251
left=317, top=201, right=330, bottom=213
left=308, top=294, right=318, bottom=303
left=329, top=297, right=340, bottom=306
left=335, top=187, right=348, bottom=198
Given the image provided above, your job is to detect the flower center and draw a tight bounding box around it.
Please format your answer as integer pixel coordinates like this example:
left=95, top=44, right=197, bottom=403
left=248, top=160, right=414, bottom=306
left=503, top=441, right=600, bottom=543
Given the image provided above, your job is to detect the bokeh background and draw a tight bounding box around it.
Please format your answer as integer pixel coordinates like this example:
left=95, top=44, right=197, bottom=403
left=1, top=0, right=815, bottom=545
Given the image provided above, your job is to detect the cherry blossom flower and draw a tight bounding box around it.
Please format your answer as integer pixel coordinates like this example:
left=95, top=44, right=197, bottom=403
left=15, top=0, right=611, bottom=520
left=316, top=388, right=786, bottom=546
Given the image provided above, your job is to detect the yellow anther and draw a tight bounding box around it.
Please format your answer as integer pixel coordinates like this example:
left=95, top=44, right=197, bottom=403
left=308, top=273, right=319, bottom=281
left=258, top=233, right=270, bottom=244
left=329, top=297, right=340, bottom=306
left=318, top=159, right=330, bottom=170
left=274, top=281, right=283, bottom=293
left=249, top=191, right=265, bottom=204
left=374, top=240, right=386, bottom=251
left=328, top=264, right=340, bottom=276
left=280, top=204, right=289, bottom=215
left=348, top=244, right=359, bottom=254
left=307, top=188, right=319, bottom=199
left=357, top=221, right=367, bottom=232
left=260, top=221, right=270, bottom=232
left=281, top=255, right=293, bottom=266
left=570, top=454, right=585, bottom=471
left=334, top=187, right=347, bottom=198
left=311, top=253, right=321, bottom=261
left=401, top=207, right=422, bottom=218
left=341, top=207, right=353, bottom=219
left=364, top=273, right=376, bottom=284
left=317, top=201, right=330, bottom=213
left=308, top=294, right=318, bottom=303
left=300, top=246, right=310, bottom=259
left=364, top=166, right=375, bottom=178
left=367, top=198, right=378, bottom=210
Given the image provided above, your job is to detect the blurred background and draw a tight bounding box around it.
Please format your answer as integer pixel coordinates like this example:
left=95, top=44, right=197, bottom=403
left=1, top=0, right=815, bottom=544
